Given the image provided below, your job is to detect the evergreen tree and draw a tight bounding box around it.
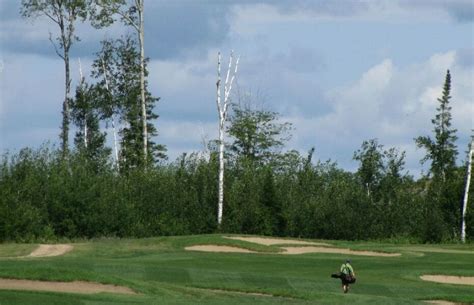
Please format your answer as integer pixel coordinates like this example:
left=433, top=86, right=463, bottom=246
left=415, top=70, right=458, bottom=181
left=415, top=70, right=460, bottom=238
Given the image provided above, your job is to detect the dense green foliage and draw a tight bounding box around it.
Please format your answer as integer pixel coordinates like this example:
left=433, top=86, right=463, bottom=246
left=0, top=142, right=471, bottom=242
left=0, top=69, right=472, bottom=242
left=0, top=235, right=473, bottom=304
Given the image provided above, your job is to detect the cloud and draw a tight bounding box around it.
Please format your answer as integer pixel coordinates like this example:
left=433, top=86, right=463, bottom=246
left=0, top=1, right=231, bottom=60
left=398, top=0, right=474, bottom=23
left=2, top=0, right=471, bottom=63
left=285, top=50, right=473, bottom=175
left=455, top=48, right=474, bottom=67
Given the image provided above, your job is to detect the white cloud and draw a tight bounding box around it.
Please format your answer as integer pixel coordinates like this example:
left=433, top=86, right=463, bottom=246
left=230, top=0, right=459, bottom=36
left=285, top=50, right=473, bottom=176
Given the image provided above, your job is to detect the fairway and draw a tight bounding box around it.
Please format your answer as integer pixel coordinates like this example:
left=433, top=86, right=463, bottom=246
left=0, top=235, right=473, bottom=305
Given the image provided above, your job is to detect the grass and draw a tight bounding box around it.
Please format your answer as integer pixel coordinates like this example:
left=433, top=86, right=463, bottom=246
left=0, top=235, right=473, bottom=304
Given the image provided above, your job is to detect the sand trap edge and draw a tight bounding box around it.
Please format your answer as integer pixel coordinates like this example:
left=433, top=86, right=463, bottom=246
left=27, top=244, right=74, bottom=258
left=0, top=278, right=137, bottom=295
left=224, top=236, right=330, bottom=246
left=420, top=275, right=474, bottom=286
left=423, top=301, right=469, bottom=305
left=281, top=246, right=401, bottom=257
left=185, top=245, right=257, bottom=253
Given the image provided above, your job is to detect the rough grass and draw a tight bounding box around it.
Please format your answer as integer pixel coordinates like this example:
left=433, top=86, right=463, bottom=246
left=0, top=235, right=472, bottom=304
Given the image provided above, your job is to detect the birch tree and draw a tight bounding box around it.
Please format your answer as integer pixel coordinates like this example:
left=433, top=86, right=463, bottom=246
left=92, top=0, right=149, bottom=164
left=70, top=62, right=109, bottom=165
left=21, top=0, right=88, bottom=158
left=216, top=51, right=239, bottom=226
left=91, top=37, right=165, bottom=170
left=461, top=136, right=474, bottom=243
left=78, top=59, right=87, bottom=148
left=100, top=58, right=120, bottom=168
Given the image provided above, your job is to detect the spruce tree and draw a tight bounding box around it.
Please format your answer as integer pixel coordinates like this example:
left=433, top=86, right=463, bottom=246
left=416, top=70, right=458, bottom=181
left=415, top=70, right=459, bottom=239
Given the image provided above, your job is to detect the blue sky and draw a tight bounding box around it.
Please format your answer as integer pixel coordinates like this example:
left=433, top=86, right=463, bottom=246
left=0, top=0, right=473, bottom=176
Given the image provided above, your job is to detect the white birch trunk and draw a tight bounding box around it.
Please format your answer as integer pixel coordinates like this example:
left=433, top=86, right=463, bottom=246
left=216, top=51, right=239, bottom=226
left=101, top=59, right=120, bottom=169
left=461, top=138, right=473, bottom=243
left=78, top=58, right=87, bottom=148
left=137, top=0, right=148, bottom=164
left=111, top=116, right=120, bottom=170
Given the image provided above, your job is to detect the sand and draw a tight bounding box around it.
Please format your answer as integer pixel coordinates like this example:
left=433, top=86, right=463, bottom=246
left=27, top=244, right=73, bottom=258
left=185, top=245, right=257, bottom=253
left=0, top=279, right=136, bottom=295
left=423, top=301, right=467, bottom=305
left=420, top=275, right=474, bottom=286
left=281, top=246, right=400, bottom=257
left=225, top=236, right=329, bottom=246
left=185, top=244, right=400, bottom=257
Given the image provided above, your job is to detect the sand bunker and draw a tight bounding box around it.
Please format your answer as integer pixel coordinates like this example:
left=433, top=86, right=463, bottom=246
left=185, top=245, right=256, bottom=253
left=424, top=301, right=467, bottom=305
left=225, top=236, right=329, bottom=246
left=27, top=244, right=73, bottom=258
left=281, top=246, right=400, bottom=257
left=420, top=275, right=474, bottom=286
left=0, top=279, right=136, bottom=295
left=404, top=247, right=474, bottom=255
left=185, top=244, right=400, bottom=257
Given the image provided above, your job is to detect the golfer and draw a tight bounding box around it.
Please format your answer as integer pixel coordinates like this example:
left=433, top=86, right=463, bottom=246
left=340, top=259, right=356, bottom=293
left=332, top=259, right=356, bottom=293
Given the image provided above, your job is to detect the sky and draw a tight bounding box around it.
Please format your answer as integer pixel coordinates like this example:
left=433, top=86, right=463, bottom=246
left=0, top=0, right=473, bottom=176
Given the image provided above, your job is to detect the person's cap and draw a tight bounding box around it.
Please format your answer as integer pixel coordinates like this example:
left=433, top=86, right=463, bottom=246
left=346, top=259, right=351, bottom=263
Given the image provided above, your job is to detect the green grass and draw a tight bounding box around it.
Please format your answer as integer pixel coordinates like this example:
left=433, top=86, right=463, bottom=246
left=0, top=235, right=473, bottom=304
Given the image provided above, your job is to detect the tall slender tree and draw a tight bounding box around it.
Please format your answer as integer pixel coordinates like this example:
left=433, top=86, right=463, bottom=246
left=21, top=0, right=88, bottom=158
left=91, top=0, right=149, bottom=164
left=415, top=70, right=458, bottom=181
left=92, top=37, right=165, bottom=170
left=461, top=136, right=473, bottom=242
left=415, top=70, right=459, bottom=238
left=91, top=39, right=122, bottom=168
left=216, top=51, right=239, bottom=226
left=70, top=66, right=110, bottom=166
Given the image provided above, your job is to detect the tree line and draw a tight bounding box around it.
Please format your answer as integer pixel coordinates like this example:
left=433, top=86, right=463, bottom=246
left=1, top=70, right=472, bottom=243
left=0, top=1, right=471, bottom=243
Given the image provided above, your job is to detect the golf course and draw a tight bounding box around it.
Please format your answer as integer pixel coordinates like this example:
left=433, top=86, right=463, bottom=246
left=0, top=235, right=472, bottom=304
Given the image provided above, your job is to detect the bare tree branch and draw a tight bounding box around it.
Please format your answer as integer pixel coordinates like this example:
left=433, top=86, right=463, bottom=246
left=43, top=11, right=60, bottom=25
left=49, top=32, right=65, bottom=60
